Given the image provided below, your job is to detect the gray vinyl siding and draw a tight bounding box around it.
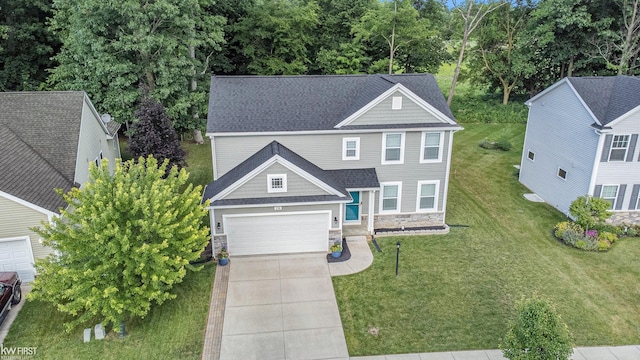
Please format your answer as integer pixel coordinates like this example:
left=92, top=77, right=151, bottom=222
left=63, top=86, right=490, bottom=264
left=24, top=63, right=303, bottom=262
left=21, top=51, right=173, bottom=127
left=595, top=109, right=640, bottom=211
left=213, top=203, right=341, bottom=234
left=0, top=196, right=53, bottom=260
left=74, top=97, right=121, bottom=184
left=224, top=162, right=331, bottom=200
left=519, top=82, right=597, bottom=215
left=214, top=130, right=450, bottom=214
left=348, top=90, right=447, bottom=126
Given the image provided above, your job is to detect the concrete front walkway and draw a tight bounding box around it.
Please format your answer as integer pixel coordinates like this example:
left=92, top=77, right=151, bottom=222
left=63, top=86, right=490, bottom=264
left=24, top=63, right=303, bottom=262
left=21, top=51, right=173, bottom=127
left=219, top=253, right=349, bottom=360
left=329, top=236, right=374, bottom=277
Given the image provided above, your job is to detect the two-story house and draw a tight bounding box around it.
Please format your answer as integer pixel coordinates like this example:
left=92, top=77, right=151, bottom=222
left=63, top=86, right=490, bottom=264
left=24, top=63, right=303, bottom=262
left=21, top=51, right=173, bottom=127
left=0, top=91, right=121, bottom=281
left=202, top=74, right=461, bottom=256
left=519, top=75, right=640, bottom=224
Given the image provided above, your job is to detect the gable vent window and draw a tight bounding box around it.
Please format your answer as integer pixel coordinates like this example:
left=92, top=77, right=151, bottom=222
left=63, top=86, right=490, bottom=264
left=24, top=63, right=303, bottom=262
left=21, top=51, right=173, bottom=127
left=557, top=168, right=567, bottom=180
left=267, top=174, right=287, bottom=193
left=609, top=135, right=630, bottom=161
left=528, top=151, right=535, bottom=161
left=392, top=96, right=403, bottom=110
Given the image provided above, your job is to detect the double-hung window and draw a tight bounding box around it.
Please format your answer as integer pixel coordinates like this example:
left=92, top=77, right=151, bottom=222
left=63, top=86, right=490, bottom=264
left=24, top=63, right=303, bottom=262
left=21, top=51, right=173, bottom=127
left=417, top=181, right=438, bottom=212
left=380, top=182, right=402, bottom=213
left=601, top=185, right=619, bottom=209
left=421, top=132, right=443, bottom=162
left=342, top=137, right=360, bottom=160
left=609, top=135, right=630, bottom=161
left=382, top=133, right=404, bottom=164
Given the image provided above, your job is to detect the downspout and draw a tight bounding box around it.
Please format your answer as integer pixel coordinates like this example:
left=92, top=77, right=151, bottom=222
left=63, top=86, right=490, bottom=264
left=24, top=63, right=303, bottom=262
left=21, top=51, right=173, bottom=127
left=210, top=135, right=218, bottom=180
left=589, top=129, right=609, bottom=196
left=368, top=190, right=376, bottom=234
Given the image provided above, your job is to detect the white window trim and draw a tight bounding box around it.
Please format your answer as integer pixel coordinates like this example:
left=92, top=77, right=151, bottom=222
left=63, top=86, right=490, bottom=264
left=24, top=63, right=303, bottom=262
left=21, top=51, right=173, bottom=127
left=557, top=167, right=567, bottom=181
left=392, top=96, right=402, bottom=110
left=416, top=180, right=439, bottom=212
left=342, top=137, right=360, bottom=161
left=379, top=181, right=402, bottom=213
left=267, top=174, right=287, bottom=193
left=601, top=184, right=619, bottom=210
left=381, top=132, right=405, bottom=165
left=609, top=134, right=630, bottom=161
left=527, top=150, right=535, bottom=162
left=420, top=131, right=444, bottom=163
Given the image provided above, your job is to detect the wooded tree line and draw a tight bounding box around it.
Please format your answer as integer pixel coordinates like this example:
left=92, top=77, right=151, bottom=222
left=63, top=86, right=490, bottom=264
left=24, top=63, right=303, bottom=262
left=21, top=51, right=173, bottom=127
left=1, top=0, right=639, bottom=131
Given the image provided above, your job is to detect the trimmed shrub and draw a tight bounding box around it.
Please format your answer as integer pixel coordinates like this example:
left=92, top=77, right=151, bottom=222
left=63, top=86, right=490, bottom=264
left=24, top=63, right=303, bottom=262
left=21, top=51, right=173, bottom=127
left=495, top=138, right=512, bottom=151
left=554, top=221, right=584, bottom=239
left=598, top=240, right=612, bottom=251
left=479, top=138, right=493, bottom=149
left=592, top=223, right=624, bottom=235
left=598, top=231, right=617, bottom=244
left=501, top=296, right=573, bottom=360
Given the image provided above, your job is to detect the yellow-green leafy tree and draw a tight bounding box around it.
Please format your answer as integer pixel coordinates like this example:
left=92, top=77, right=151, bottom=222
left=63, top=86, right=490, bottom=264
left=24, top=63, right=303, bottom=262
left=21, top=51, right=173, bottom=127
left=31, top=156, right=210, bottom=332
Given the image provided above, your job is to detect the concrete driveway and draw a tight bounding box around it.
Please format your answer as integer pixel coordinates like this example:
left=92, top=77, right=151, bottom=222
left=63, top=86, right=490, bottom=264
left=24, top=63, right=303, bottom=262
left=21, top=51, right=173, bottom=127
left=220, top=253, right=349, bottom=360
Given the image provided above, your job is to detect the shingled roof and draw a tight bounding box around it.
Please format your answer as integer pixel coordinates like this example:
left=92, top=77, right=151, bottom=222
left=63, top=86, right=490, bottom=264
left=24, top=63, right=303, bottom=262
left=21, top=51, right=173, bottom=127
left=568, top=76, right=640, bottom=126
left=207, top=74, right=455, bottom=133
left=0, top=92, right=94, bottom=212
left=203, top=141, right=363, bottom=206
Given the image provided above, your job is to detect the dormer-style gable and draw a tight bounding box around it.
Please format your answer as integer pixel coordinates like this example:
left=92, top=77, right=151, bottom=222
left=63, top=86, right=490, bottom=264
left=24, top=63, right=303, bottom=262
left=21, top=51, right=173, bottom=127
left=203, top=141, right=351, bottom=206
left=206, top=74, right=459, bottom=135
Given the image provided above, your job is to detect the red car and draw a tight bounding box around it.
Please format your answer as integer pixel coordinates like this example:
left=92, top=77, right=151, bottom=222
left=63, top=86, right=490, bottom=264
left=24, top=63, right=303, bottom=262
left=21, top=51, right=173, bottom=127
left=0, top=272, right=22, bottom=326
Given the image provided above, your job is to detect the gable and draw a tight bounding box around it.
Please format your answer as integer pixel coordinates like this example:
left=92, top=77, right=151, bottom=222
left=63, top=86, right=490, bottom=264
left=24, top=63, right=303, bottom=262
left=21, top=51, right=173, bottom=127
left=223, top=162, right=332, bottom=200
left=341, top=89, right=450, bottom=128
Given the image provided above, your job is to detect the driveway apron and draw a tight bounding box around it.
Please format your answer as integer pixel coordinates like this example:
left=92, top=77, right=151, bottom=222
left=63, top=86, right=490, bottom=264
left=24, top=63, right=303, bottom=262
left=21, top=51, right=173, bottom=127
left=220, top=253, right=349, bottom=360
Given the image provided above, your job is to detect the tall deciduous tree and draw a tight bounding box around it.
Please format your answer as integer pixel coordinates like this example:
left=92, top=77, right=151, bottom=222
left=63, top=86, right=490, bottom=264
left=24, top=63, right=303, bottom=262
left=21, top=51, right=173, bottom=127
left=231, top=0, right=319, bottom=74
left=31, top=156, right=210, bottom=332
left=353, top=0, right=444, bottom=74
left=128, top=95, right=186, bottom=171
left=0, top=0, right=59, bottom=91
left=468, top=1, right=533, bottom=104
left=447, top=0, right=504, bottom=105
left=47, top=0, right=224, bottom=135
left=593, top=0, right=640, bottom=74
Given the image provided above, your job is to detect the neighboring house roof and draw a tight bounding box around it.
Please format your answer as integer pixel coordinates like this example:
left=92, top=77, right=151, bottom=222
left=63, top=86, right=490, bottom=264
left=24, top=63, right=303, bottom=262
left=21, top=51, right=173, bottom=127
left=207, top=74, right=456, bottom=133
left=203, top=141, right=372, bottom=206
left=527, top=76, right=640, bottom=128
left=0, top=91, right=117, bottom=213
left=568, top=76, right=640, bottom=126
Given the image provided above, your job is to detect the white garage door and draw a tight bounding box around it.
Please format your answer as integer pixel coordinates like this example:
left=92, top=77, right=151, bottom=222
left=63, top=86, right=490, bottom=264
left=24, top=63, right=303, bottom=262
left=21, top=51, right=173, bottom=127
left=0, top=237, right=35, bottom=282
left=225, top=212, right=330, bottom=256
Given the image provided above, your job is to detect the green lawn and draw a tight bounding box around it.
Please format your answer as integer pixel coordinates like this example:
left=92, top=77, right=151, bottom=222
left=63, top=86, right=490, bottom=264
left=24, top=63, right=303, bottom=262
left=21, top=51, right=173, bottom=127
left=3, top=263, right=215, bottom=360
left=334, top=123, right=640, bottom=356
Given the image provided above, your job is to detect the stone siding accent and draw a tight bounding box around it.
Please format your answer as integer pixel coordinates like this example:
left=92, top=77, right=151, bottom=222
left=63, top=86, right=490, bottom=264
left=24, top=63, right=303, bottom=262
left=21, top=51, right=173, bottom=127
left=212, top=235, right=228, bottom=258
left=374, top=212, right=445, bottom=229
left=329, top=230, right=342, bottom=249
left=607, top=211, right=640, bottom=225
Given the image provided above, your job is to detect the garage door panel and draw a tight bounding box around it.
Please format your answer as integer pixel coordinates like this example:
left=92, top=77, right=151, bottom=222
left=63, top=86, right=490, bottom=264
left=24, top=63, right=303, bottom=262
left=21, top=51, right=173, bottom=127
left=226, top=212, right=329, bottom=256
left=0, top=238, right=35, bottom=282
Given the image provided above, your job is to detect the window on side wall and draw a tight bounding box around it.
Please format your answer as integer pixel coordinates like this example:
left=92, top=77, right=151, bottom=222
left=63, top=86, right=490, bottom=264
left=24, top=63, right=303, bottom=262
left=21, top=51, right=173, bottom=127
left=609, top=135, right=630, bottom=161
left=417, top=181, right=438, bottom=212
left=601, top=185, right=619, bottom=209
left=380, top=182, right=401, bottom=212
left=557, top=168, right=567, bottom=180
left=342, top=137, right=360, bottom=160
left=267, top=174, right=287, bottom=193
left=382, top=133, right=404, bottom=164
left=421, top=132, right=442, bottom=162
left=527, top=151, right=535, bottom=161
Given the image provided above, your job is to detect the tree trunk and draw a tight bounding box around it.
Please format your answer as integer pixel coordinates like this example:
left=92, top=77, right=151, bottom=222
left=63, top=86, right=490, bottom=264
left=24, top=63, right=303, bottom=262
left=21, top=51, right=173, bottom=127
left=189, top=44, right=204, bottom=144
left=146, top=71, right=155, bottom=90
left=193, top=129, right=204, bottom=144
left=447, top=31, right=469, bottom=106
left=567, top=57, right=574, bottom=77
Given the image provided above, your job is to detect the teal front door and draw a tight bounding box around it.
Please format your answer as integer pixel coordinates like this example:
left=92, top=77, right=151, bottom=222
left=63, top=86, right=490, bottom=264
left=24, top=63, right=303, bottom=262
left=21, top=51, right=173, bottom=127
left=345, top=191, right=360, bottom=222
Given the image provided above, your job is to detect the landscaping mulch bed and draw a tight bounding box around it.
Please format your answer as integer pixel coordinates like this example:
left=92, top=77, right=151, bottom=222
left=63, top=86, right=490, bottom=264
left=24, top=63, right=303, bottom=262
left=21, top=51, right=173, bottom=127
left=326, top=238, right=351, bottom=263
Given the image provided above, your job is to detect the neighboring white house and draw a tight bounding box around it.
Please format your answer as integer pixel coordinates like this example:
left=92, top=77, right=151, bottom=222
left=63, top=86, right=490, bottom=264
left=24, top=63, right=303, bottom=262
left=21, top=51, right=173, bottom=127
left=0, top=91, right=121, bottom=281
left=203, top=74, right=462, bottom=256
left=519, top=75, right=640, bottom=224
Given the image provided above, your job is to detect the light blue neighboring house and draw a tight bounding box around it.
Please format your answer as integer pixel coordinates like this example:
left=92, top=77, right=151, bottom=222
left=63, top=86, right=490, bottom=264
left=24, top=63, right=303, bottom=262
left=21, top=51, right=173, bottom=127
left=519, top=76, right=640, bottom=224
left=203, top=74, right=462, bottom=256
